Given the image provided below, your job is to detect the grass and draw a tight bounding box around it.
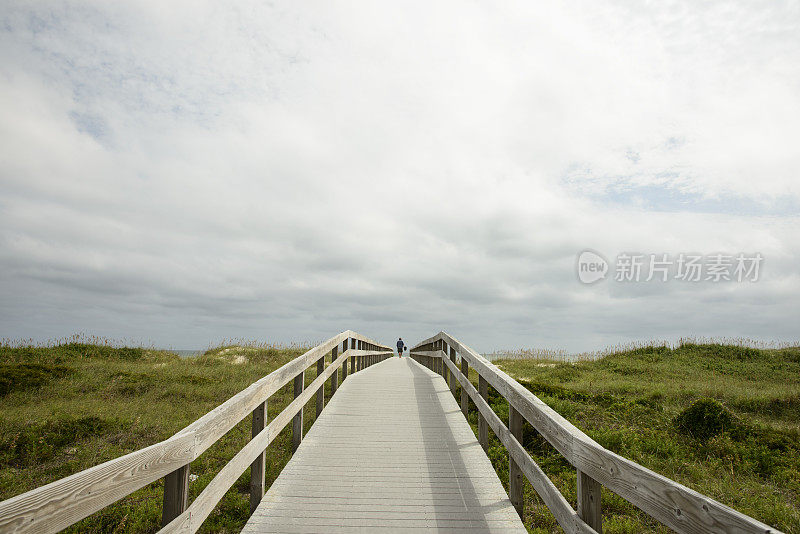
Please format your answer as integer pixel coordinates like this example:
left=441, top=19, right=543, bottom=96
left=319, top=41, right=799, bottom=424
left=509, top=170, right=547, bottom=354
left=468, top=343, right=800, bottom=533
left=2, top=340, right=798, bottom=533
left=0, top=341, right=328, bottom=533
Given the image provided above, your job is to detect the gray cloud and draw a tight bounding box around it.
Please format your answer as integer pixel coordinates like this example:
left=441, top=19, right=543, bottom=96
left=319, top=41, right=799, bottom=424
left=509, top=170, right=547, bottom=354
left=1, top=1, right=798, bottom=353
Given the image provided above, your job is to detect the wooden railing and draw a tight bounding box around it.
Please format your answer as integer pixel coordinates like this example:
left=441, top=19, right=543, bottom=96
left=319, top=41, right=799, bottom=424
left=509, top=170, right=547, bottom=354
left=410, top=332, right=782, bottom=534
left=0, top=330, right=392, bottom=534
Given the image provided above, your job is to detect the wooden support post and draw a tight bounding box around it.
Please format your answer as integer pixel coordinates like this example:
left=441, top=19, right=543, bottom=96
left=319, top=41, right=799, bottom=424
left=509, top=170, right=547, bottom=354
left=509, top=405, right=524, bottom=518
left=162, top=464, right=190, bottom=526
left=351, top=339, right=356, bottom=374
left=316, top=355, right=325, bottom=418
left=449, top=346, right=457, bottom=397
left=460, top=357, right=469, bottom=418
left=342, top=340, right=348, bottom=380
left=478, top=375, right=488, bottom=450
left=578, top=469, right=602, bottom=532
left=330, top=346, right=338, bottom=395
left=441, top=342, right=447, bottom=379
left=249, top=400, right=267, bottom=514
left=292, top=371, right=304, bottom=452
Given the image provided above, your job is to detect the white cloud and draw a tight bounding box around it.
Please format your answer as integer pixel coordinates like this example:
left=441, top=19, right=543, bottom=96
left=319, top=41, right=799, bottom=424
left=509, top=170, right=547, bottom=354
left=1, top=0, right=798, bottom=352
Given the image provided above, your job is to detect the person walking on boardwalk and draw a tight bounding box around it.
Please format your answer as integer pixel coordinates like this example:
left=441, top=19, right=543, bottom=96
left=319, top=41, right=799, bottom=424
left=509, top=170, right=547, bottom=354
left=396, top=337, right=405, bottom=358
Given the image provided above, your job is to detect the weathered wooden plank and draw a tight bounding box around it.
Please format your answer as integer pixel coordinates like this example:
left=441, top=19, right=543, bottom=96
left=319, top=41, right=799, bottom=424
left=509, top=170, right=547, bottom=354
left=173, top=331, right=388, bottom=461
left=441, top=356, right=597, bottom=534
left=245, top=358, right=527, bottom=534
left=160, top=351, right=350, bottom=534
left=249, top=401, right=267, bottom=515
left=0, top=332, right=391, bottom=534
left=578, top=469, right=602, bottom=533
left=413, top=335, right=581, bottom=465
left=571, top=436, right=781, bottom=534
left=0, top=433, right=194, bottom=534
left=419, top=333, right=782, bottom=534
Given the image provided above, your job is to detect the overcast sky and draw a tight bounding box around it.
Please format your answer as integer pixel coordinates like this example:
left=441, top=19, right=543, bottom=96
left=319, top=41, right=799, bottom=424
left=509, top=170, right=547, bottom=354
left=1, top=1, right=798, bottom=353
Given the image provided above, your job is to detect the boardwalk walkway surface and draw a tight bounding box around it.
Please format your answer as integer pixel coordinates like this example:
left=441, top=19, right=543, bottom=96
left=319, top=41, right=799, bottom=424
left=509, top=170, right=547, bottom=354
left=243, top=357, right=527, bottom=533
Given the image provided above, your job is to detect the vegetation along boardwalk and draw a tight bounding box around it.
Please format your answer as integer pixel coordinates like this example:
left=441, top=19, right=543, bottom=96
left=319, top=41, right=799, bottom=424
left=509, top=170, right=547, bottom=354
left=0, top=330, right=786, bottom=533
left=244, top=358, right=526, bottom=533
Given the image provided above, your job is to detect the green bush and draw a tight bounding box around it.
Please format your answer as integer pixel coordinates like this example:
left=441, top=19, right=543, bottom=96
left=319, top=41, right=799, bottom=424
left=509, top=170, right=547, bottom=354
left=674, top=398, right=734, bottom=441
left=0, top=363, right=72, bottom=396
left=0, top=416, right=119, bottom=468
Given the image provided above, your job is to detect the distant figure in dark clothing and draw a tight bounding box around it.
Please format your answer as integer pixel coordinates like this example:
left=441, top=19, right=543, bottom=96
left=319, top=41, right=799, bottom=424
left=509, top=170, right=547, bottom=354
left=397, top=338, right=405, bottom=358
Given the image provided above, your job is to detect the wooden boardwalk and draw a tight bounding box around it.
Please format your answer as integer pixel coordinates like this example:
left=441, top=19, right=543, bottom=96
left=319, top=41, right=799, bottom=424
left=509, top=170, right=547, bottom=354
left=3, top=331, right=778, bottom=534
left=243, top=357, right=527, bottom=533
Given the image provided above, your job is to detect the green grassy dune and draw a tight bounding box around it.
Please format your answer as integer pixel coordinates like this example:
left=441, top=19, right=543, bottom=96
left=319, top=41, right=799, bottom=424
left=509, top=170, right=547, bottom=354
left=484, top=343, right=800, bottom=533
left=0, top=343, right=319, bottom=533
left=1, top=342, right=798, bottom=533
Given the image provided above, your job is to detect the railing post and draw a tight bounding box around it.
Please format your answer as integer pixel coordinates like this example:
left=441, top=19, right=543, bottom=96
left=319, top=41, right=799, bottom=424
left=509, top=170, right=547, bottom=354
left=162, top=464, right=190, bottom=526
left=316, top=354, right=325, bottom=418
left=442, top=341, right=449, bottom=387
left=478, top=375, right=488, bottom=451
left=460, top=356, right=469, bottom=418
left=449, top=346, right=457, bottom=397
left=578, top=469, right=602, bottom=532
left=342, top=339, right=349, bottom=380
left=437, top=340, right=443, bottom=378
left=509, top=405, right=524, bottom=518
left=330, top=346, right=339, bottom=395
left=350, top=338, right=356, bottom=374
left=292, top=370, right=304, bottom=452
left=249, top=400, right=267, bottom=514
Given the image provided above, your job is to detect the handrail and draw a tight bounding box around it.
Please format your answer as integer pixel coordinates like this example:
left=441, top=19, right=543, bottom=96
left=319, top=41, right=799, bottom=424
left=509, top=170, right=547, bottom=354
left=0, top=331, right=392, bottom=534
left=410, top=332, right=782, bottom=534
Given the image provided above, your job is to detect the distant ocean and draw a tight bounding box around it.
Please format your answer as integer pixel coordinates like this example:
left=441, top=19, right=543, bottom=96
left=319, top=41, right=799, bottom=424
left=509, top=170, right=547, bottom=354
left=167, top=349, right=203, bottom=358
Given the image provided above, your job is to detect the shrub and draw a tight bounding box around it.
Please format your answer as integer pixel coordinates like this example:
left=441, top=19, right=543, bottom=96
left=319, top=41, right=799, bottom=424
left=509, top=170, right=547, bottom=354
left=0, top=416, right=118, bottom=468
left=0, top=363, right=72, bottom=396
left=674, top=398, right=734, bottom=441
